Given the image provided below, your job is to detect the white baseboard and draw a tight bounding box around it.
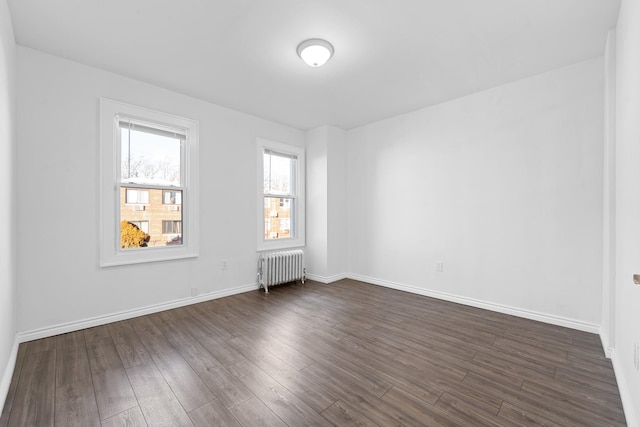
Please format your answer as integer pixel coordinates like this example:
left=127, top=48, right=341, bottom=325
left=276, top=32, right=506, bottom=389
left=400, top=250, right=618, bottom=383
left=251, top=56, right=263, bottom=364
left=347, top=274, right=600, bottom=334
left=17, top=282, right=259, bottom=343
left=306, top=272, right=347, bottom=284
left=599, top=331, right=614, bottom=359
left=0, top=336, right=20, bottom=415
left=610, top=348, right=638, bottom=427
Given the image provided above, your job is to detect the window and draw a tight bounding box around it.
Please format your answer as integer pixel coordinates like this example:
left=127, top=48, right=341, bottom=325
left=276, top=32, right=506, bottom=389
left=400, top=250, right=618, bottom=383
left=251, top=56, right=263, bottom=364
left=125, top=189, right=149, bottom=204
left=257, top=138, right=305, bottom=251
left=162, top=220, right=182, bottom=234
left=100, top=99, right=199, bottom=266
left=163, top=190, right=182, bottom=205
left=128, top=221, right=149, bottom=234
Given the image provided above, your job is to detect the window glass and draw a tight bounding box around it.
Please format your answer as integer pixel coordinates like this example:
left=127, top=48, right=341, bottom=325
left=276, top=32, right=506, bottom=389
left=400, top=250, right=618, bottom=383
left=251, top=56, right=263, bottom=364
left=263, top=150, right=296, bottom=241
left=118, top=122, right=184, bottom=250
left=120, top=125, right=181, bottom=186
left=120, top=187, right=182, bottom=248
left=263, top=197, right=293, bottom=239
left=264, top=151, right=293, bottom=195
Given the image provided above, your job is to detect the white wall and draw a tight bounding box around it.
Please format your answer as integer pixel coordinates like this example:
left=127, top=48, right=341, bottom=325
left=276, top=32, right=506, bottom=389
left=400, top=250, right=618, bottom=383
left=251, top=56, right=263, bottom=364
left=347, top=58, right=604, bottom=329
left=305, top=125, right=347, bottom=282
left=0, top=0, right=15, bottom=410
left=602, top=29, right=616, bottom=355
left=325, top=126, right=347, bottom=279
left=16, top=47, right=304, bottom=334
left=305, top=127, right=329, bottom=277
left=613, top=0, right=640, bottom=423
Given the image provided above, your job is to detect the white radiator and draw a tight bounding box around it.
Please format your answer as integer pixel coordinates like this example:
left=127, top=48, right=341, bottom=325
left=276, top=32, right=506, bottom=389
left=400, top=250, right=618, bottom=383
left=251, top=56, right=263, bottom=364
left=258, top=250, right=305, bottom=293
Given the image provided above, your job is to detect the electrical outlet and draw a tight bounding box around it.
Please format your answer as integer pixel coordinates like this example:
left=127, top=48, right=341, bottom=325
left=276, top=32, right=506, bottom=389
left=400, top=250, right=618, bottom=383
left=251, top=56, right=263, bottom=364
left=190, top=287, right=198, bottom=297
left=221, top=259, right=228, bottom=270
left=436, top=261, right=444, bottom=272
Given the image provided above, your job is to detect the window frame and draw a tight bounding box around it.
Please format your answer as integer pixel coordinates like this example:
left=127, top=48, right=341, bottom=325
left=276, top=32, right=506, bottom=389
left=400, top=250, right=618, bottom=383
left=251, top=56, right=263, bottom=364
left=256, top=138, right=305, bottom=251
left=99, top=98, right=199, bottom=267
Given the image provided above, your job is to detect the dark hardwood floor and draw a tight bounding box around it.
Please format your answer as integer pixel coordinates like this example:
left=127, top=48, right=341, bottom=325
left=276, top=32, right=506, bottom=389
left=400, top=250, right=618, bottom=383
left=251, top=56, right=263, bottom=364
left=0, top=279, right=627, bottom=426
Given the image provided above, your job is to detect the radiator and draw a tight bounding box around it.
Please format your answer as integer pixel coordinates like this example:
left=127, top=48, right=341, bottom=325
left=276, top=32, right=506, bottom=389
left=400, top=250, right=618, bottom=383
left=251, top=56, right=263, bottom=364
left=258, top=250, right=305, bottom=293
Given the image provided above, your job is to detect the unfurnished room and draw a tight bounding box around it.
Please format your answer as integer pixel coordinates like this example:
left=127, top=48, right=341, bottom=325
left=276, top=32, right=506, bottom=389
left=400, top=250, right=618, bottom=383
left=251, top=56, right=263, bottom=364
left=0, top=1, right=639, bottom=426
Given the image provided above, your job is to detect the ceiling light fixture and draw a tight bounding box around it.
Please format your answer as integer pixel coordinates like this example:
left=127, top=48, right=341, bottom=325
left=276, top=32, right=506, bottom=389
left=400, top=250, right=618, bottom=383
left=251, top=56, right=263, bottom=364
left=296, top=38, right=334, bottom=67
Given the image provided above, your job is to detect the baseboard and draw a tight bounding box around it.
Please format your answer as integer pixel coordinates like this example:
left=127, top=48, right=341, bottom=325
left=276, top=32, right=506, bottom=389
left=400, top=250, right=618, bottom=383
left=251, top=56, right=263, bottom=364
left=347, top=274, right=600, bottom=334
left=17, top=282, right=260, bottom=343
left=305, top=272, right=347, bottom=284
left=599, top=331, right=614, bottom=359
left=0, top=336, right=20, bottom=415
left=610, top=348, right=638, bottom=427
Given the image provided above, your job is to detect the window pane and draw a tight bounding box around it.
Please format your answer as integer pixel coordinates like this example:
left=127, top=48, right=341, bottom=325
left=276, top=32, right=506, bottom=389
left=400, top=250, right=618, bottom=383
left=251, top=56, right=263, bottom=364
left=263, top=197, right=293, bottom=239
left=121, top=127, right=181, bottom=186
left=263, top=151, right=294, bottom=195
left=163, top=190, right=182, bottom=205
left=120, top=187, right=182, bottom=248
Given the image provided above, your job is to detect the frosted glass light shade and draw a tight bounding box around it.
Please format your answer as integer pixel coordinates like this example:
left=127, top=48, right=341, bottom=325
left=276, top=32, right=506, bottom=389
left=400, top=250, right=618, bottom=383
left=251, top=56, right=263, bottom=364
left=297, top=39, right=334, bottom=67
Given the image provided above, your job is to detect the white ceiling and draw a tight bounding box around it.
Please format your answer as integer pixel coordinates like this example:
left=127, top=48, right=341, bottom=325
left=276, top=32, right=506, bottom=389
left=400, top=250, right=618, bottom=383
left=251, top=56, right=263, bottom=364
left=8, top=0, right=620, bottom=130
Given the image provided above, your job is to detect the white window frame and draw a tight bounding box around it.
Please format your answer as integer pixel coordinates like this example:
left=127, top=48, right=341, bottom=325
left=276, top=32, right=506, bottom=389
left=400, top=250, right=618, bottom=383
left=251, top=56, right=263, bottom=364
left=99, top=98, right=199, bottom=266
left=257, top=138, right=305, bottom=251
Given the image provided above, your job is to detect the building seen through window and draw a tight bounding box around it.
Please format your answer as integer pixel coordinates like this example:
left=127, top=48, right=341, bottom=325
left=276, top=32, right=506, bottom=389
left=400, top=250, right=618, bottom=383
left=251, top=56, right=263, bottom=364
left=119, top=121, right=183, bottom=248
left=121, top=187, right=182, bottom=247
left=263, top=150, right=296, bottom=240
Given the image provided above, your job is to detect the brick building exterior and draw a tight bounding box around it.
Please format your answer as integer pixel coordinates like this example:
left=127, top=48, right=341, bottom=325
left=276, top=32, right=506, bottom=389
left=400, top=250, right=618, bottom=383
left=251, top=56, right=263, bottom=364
left=120, top=187, right=182, bottom=247
left=263, top=197, right=291, bottom=240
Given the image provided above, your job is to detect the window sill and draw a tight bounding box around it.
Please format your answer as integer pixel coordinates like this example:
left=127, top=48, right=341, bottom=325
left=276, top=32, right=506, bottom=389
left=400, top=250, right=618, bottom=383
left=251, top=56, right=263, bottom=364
left=257, top=238, right=305, bottom=252
left=100, top=246, right=198, bottom=267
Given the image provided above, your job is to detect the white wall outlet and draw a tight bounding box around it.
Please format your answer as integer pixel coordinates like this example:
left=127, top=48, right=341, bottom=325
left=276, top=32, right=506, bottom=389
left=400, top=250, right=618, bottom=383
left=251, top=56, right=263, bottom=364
left=190, top=287, right=198, bottom=297
left=221, top=259, right=228, bottom=270
left=436, top=261, right=444, bottom=272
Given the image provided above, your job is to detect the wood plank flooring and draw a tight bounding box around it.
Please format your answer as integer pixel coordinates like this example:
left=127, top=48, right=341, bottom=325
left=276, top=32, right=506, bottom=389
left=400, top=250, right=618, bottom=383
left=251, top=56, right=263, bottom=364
left=0, top=279, right=627, bottom=426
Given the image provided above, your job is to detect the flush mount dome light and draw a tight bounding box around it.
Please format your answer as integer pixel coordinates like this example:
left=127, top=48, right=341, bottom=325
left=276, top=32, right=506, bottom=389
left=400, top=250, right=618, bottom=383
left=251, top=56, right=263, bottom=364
left=296, top=38, right=334, bottom=67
